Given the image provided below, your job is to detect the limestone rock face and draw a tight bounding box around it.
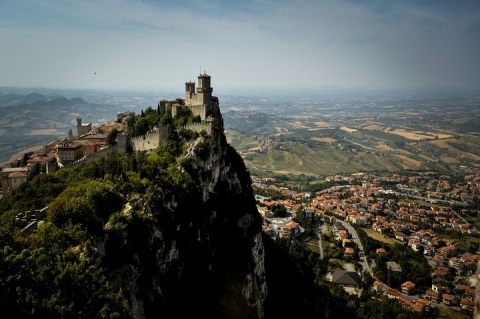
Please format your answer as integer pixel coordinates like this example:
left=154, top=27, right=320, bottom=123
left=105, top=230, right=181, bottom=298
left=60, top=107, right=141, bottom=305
left=98, top=102, right=267, bottom=318
left=476, top=259, right=480, bottom=319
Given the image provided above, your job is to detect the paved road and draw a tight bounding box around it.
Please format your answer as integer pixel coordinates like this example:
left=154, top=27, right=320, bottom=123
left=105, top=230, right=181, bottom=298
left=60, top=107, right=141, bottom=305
left=335, top=219, right=456, bottom=310
left=337, top=219, right=374, bottom=277
left=318, top=231, right=324, bottom=260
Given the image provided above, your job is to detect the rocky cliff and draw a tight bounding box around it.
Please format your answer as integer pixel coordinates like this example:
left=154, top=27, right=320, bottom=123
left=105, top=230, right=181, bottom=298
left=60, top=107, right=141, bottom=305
left=97, top=102, right=267, bottom=318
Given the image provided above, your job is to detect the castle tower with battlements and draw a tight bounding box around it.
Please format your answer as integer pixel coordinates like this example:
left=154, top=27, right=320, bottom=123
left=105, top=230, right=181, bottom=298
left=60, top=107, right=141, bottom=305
left=176, top=73, right=215, bottom=120
left=185, top=73, right=213, bottom=107
left=76, top=117, right=92, bottom=136
left=158, top=73, right=217, bottom=121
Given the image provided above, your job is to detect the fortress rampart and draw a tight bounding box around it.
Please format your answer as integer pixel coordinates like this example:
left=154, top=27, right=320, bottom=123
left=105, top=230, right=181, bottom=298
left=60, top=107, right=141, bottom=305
left=172, top=104, right=208, bottom=120
left=63, top=73, right=216, bottom=168
left=65, top=145, right=117, bottom=167
left=182, top=122, right=212, bottom=135
left=129, top=127, right=168, bottom=152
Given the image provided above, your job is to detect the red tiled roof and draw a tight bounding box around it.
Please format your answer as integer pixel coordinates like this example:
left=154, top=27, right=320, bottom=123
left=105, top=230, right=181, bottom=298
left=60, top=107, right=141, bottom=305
left=284, top=221, right=299, bottom=230
left=9, top=171, right=28, bottom=178
left=385, top=289, right=399, bottom=296
left=442, top=294, right=455, bottom=301
left=401, top=281, right=415, bottom=288
left=460, top=298, right=474, bottom=306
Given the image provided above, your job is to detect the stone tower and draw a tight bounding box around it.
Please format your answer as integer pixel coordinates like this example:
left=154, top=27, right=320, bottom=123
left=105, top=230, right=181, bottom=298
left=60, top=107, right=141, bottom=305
left=184, top=73, right=213, bottom=107
left=196, top=73, right=213, bottom=106
left=76, top=117, right=92, bottom=136
left=76, top=118, right=83, bottom=136
left=158, top=99, right=167, bottom=115
left=185, top=81, right=195, bottom=105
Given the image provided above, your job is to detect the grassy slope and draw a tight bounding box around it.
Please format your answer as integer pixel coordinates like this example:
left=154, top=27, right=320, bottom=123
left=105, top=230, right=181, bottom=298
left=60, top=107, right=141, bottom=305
left=225, top=121, right=479, bottom=177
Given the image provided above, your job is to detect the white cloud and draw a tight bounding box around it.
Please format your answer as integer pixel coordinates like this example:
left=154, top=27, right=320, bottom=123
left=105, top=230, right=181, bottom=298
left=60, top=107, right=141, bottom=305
left=0, top=0, right=479, bottom=91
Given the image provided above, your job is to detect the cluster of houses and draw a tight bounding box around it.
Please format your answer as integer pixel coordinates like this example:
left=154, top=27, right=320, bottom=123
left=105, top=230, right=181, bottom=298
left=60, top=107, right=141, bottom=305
left=257, top=207, right=303, bottom=239
left=55, top=117, right=125, bottom=166
left=377, top=280, right=432, bottom=313
left=374, top=279, right=476, bottom=312
left=0, top=113, right=131, bottom=198
left=332, top=222, right=356, bottom=258
left=253, top=172, right=479, bottom=313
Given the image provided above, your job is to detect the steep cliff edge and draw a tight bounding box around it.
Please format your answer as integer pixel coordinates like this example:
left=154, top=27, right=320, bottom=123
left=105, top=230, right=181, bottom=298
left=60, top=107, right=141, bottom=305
left=97, top=102, right=267, bottom=318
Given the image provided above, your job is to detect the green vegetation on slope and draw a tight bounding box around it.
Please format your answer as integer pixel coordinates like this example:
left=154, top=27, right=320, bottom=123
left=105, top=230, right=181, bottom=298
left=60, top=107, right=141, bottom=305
left=0, top=107, right=202, bottom=318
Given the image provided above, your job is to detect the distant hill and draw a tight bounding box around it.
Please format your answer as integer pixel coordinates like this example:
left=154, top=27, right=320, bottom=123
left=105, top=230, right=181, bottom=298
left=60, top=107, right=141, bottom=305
left=223, top=94, right=480, bottom=178
left=223, top=110, right=286, bottom=134
left=0, top=93, right=111, bottom=164
left=0, top=93, right=50, bottom=106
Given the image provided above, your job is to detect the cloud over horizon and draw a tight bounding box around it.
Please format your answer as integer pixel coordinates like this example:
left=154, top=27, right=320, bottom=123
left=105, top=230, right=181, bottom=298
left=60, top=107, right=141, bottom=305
left=1, top=0, right=479, bottom=92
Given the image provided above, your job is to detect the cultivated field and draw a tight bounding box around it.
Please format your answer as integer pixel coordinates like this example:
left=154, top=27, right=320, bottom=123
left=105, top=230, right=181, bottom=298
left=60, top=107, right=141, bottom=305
left=386, top=129, right=452, bottom=140
left=340, top=126, right=357, bottom=133
left=361, top=228, right=397, bottom=246
left=314, top=121, right=333, bottom=128
left=311, top=137, right=336, bottom=143
left=288, top=121, right=310, bottom=129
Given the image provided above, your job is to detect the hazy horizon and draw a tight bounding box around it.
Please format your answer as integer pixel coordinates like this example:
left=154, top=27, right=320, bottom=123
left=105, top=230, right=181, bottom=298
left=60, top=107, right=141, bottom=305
left=1, top=1, right=480, bottom=92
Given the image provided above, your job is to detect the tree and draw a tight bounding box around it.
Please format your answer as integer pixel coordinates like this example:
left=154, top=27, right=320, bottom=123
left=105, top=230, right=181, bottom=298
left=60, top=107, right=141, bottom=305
left=47, top=180, right=124, bottom=236
left=272, top=203, right=287, bottom=217
left=106, top=128, right=119, bottom=145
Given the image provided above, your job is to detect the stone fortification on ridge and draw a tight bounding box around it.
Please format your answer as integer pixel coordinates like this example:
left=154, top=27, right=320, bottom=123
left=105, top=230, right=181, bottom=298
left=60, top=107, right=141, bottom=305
left=1, top=73, right=219, bottom=191
left=158, top=72, right=218, bottom=122
left=117, top=72, right=217, bottom=154
left=68, top=73, right=217, bottom=165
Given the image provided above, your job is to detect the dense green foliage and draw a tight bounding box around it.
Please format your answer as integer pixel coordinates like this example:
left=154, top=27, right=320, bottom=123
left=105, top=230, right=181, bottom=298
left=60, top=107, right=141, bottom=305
left=293, top=208, right=320, bottom=236
left=0, top=107, right=202, bottom=318
left=127, top=105, right=200, bottom=138
left=106, top=128, right=119, bottom=145
left=354, top=226, right=432, bottom=292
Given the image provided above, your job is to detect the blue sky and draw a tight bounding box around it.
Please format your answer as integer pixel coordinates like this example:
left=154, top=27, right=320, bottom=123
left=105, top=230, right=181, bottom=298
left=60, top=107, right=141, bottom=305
left=1, top=0, right=479, bottom=92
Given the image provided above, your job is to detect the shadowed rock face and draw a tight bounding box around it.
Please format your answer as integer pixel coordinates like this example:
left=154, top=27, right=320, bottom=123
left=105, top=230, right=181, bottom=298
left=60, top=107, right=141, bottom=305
left=97, top=101, right=267, bottom=319
left=476, top=260, right=480, bottom=319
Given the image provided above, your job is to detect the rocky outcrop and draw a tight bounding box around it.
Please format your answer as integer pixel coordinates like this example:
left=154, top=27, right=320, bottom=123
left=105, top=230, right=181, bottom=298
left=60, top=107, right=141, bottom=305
left=98, top=101, right=267, bottom=318
left=185, top=103, right=267, bottom=317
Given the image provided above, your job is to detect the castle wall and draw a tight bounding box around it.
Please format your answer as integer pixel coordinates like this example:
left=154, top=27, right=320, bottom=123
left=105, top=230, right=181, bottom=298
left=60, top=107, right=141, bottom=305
left=62, top=123, right=211, bottom=169
left=172, top=104, right=208, bottom=121
left=130, top=131, right=162, bottom=152
left=190, top=105, right=207, bottom=120
left=65, top=145, right=117, bottom=167
left=61, top=75, right=214, bottom=170
left=182, top=122, right=212, bottom=135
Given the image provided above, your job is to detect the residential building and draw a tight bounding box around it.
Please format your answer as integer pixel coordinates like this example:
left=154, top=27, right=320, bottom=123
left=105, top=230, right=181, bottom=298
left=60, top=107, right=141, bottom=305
left=57, top=142, right=84, bottom=164
left=401, top=281, right=415, bottom=295
left=282, top=221, right=300, bottom=237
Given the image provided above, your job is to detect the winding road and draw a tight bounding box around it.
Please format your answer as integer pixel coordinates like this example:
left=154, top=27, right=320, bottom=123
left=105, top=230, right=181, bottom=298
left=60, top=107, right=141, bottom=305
left=337, top=219, right=374, bottom=277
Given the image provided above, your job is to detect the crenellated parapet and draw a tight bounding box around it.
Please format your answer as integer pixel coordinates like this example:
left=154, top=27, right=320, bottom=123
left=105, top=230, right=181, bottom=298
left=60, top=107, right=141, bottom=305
left=162, top=73, right=217, bottom=122
left=182, top=122, right=213, bottom=135
left=117, top=125, right=169, bottom=154
left=172, top=104, right=209, bottom=121
left=64, top=73, right=217, bottom=168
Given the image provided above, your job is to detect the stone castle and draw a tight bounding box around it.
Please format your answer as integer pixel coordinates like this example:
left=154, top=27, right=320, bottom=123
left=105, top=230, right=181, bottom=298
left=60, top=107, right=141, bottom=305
left=117, top=72, right=217, bottom=153
left=1, top=73, right=218, bottom=196
left=158, top=72, right=217, bottom=122
left=66, top=73, right=217, bottom=166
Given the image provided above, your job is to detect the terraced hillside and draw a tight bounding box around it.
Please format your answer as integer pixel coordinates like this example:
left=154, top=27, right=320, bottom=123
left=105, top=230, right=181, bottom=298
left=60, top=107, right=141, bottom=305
left=223, top=93, right=480, bottom=178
